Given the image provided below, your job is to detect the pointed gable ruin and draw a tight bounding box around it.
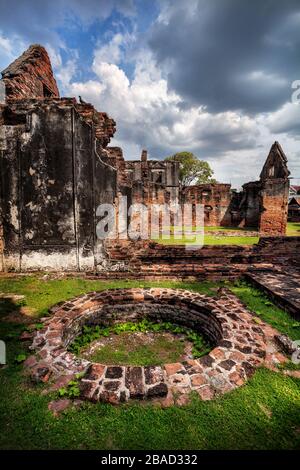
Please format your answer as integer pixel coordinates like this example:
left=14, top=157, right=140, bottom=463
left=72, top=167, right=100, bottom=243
left=1, top=44, right=60, bottom=100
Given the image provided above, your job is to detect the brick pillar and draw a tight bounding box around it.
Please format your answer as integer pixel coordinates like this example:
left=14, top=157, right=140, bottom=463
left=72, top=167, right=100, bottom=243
left=141, top=150, right=147, bottom=162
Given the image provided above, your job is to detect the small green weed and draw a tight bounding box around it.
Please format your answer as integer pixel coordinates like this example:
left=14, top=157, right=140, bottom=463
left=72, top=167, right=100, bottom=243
left=68, top=319, right=211, bottom=359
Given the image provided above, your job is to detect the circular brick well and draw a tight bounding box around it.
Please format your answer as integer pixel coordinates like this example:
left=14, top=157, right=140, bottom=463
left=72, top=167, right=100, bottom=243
left=27, top=288, right=284, bottom=405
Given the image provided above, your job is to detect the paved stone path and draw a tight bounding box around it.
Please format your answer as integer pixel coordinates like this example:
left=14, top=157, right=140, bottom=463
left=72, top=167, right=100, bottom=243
left=24, top=288, right=291, bottom=406
left=247, top=270, right=300, bottom=318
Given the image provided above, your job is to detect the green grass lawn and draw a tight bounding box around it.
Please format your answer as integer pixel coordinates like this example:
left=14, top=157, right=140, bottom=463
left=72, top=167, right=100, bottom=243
left=287, top=221, right=300, bottom=236
left=0, top=275, right=299, bottom=450
left=162, top=225, right=257, bottom=233
left=154, top=234, right=259, bottom=246
left=155, top=225, right=259, bottom=245
left=154, top=222, right=300, bottom=246
left=202, top=235, right=259, bottom=245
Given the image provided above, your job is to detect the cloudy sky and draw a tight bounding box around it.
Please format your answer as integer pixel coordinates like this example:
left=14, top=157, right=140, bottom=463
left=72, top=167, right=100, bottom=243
left=0, top=0, right=299, bottom=187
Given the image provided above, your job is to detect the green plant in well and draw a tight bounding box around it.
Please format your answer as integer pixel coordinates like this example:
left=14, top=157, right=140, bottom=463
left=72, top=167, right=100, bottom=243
left=68, top=320, right=212, bottom=361
left=14, top=353, right=27, bottom=364
left=59, top=380, right=81, bottom=399
left=90, top=334, right=186, bottom=366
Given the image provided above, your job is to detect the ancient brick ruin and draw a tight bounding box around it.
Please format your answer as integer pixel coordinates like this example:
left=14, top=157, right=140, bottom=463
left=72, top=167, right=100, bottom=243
left=1, top=45, right=299, bottom=410
left=1, top=44, right=59, bottom=100
left=0, top=45, right=292, bottom=272
left=25, top=287, right=289, bottom=404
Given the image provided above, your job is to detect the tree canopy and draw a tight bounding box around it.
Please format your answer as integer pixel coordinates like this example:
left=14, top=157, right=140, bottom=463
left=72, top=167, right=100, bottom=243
left=165, top=152, right=217, bottom=186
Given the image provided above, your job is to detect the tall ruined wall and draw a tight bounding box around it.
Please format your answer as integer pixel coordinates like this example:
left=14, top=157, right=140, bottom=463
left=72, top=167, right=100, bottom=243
left=124, top=154, right=180, bottom=207
left=75, top=103, right=116, bottom=148
left=259, top=179, right=289, bottom=235
left=181, top=184, right=232, bottom=226
left=236, top=142, right=290, bottom=234
left=0, top=100, right=117, bottom=271
left=1, top=45, right=59, bottom=100
left=105, top=147, right=131, bottom=189
left=258, top=142, right=290, bottom=235
left=240, top=181, right=261, bottom=228
left=0, top=43, right=120, bottom=272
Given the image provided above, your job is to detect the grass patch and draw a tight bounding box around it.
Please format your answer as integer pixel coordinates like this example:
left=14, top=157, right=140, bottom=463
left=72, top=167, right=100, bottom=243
left=277, top=361, right=300, bottom=371
left=204, top=226, right=257, bottom=233
left=153, top=235, right=259, bottom=246
left=203, top=235, right=259, bottom=245
left=231, top=280, right=300, bottom=340
left=0, top=350, right=299, bottom=450
left=69, top=320, right=211, bottom=365
left=88, top=332, right=186, bottom=366
left=0, top=276, right=218, bottom=319
left=153, top=225, right=259, bottom=245
left=155, top=222, right=300, bottom=245
left=162, top=225, right=257, bottom=233
left=287, top=222, right=300, bottom=236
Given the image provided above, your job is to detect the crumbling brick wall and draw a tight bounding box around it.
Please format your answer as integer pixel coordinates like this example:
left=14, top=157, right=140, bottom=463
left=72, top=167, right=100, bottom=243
left=258, top=142, right=290, bottom=235
left=75, top=103, right=116, bottom=148
left=124, top=151, right=180, bottom=207
left=181, top=184, right=232, bottom=226
left=122, top=144, right=289, bottom=235
left=0, top=44, right=118, bottom=272
left=234, top=142, right=289, bottom=234
left=259, top=180, right=289, bottom=235
left=105, top=147, right=131, bottom=188
left=104, top=236, right=300, bottom=280
left=0, top=99, right=117, bottom=271
left=1, top=45, right=59, bottom=100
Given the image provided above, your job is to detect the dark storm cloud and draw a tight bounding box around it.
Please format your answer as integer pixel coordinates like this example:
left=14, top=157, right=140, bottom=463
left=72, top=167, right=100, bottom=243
left=116, top=112, right=258, bottom=161
left=149, top=0, right=300, bottom=114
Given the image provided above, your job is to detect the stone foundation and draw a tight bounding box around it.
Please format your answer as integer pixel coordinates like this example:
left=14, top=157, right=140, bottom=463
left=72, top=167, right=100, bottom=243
left=26, top=288, right=288, bottom=405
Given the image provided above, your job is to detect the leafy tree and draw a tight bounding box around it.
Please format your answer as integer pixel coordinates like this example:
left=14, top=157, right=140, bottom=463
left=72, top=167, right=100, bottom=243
left=165, top=152, right=217, bottom=186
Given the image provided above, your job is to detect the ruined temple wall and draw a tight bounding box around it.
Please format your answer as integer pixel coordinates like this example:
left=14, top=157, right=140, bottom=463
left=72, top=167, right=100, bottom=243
left=181, top=184, right=232, bottom=226
left=105, top=146, right=131, bottom=188
left=257, top=141, right=290, bottom=235
left=123, top=157, right=180, bottom=209
left=1, top=45, right=59, bottom=100
left=259, top=179, right=289, bottom=235
left=0, top=101, right=117, bottom=271
left=75, top=104, right=116, bottom=148
left=241, top=182, right=261, bottom=228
